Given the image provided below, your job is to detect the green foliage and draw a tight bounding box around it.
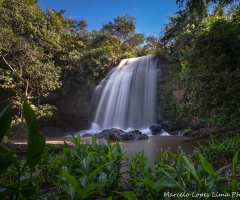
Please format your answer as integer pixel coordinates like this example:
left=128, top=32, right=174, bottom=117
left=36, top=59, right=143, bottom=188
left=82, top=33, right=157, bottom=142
left=180, top=9, right=240, bottom=125
left=0, top=0, right=87, bottom=117
left=0, top=1, right=156, bottom=128
left=176, top=0, right=239, bottom=18
left=80, top=49, right=110, bottom=84
left=196, top=134, right=240, bottom=162
left=121, top=146, right=240, bottom=199
left=101, top=14, right=145, bottom=57
left=0, top=102, right=12, bottom=143
left=183, top=128, right=192, bottom=136
left=6, top=119, right=28, bottom=139
left=0, top=101, right=45, bottom=199
left=0, top=101, right=239, bottom=199
left=48, top=135, right=126, bottom=199
left=33, top=104, right=57, bottom=127
left=160, top=89, right=182, bottom=120
left=161, top=4, right=240, bottom=127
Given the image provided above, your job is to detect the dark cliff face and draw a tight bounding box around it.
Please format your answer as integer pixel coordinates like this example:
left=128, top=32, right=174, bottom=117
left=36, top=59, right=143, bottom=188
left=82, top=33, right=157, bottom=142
left=40, top=86, right=92, bottom=131
left=155, top=53, right=187, bottom=123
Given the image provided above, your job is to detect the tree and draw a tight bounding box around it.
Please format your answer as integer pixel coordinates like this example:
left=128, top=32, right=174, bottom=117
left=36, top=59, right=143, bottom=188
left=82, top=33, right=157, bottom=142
left=101, top=14, right=145, bottom=58
left=176, top=0, right=239, bottom=15
left=0, top=0, right=89, bottom=118
left=180, top=8, right=240, bottom=126
left=0, top=0, right=60, bottom=117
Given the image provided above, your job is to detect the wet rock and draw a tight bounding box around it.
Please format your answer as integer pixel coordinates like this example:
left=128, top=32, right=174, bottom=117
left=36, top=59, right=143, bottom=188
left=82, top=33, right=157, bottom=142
left=159, top=120, right=184, bottom=132
left=149, top=125, right=162, bottom=135
left=95, top=128, right=125, bottom=139
left=81, top=133, right=92, bottom=138
left=95, top=128, right=148, bottom=141
left=126, top=130, right=149, bottom=140
left=168, top=131, right=183, bottom=136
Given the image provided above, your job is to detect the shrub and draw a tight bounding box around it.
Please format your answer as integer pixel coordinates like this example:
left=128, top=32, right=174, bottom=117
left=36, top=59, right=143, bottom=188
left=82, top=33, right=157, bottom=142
left=196, top=134, right=240, bottom=163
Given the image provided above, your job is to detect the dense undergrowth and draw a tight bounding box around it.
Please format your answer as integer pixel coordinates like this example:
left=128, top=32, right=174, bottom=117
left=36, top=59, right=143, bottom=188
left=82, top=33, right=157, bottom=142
left=0, top=102, right=240, bottom=199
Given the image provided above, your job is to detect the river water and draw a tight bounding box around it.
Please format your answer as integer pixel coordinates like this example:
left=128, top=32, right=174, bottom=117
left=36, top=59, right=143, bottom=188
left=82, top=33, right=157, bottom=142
left=31, top=135, right=205, bottom=161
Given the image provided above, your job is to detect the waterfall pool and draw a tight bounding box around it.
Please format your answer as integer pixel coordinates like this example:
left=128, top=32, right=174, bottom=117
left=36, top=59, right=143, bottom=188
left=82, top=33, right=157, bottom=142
left=12, top=135, right=206, bottom=161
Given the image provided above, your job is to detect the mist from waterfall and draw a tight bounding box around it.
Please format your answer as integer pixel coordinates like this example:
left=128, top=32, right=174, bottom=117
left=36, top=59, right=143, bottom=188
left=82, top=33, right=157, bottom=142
left=91, top=55, right=158, bottom=132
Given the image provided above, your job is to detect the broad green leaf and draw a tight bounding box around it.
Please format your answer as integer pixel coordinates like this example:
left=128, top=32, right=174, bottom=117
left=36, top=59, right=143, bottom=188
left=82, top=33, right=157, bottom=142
left=80, top=191, right=99, bottom=200
left=161, top=169, right=186, bottom=192
left=232, top=152, right=238, bottom=178
left=199, top=153, right=217, bottom=177
left=117, top=191, right=138, bottom=200
left=0, top=146, right=8, bottom=153
left=183, top=156, right=199, bottom=181
left=205, top=178, right=215, bottom=192
left=152, top=176, right=177, bottom=190
left=216, top=165, right=230, bottom=175
left=110, top=141, right=121, bottom=151
left=144, top=177, right=155, bottom=187
left=107, top=136, right=111, bottom=148
left=23, top=101, right=38, bottom=142
left=176, top=153, right=184, bottom=179
left=0, top=188, right=11, bottom=200
left=169, top=151, right=177, bottom=159
left=231, top=179, right=237, bottom=193
left=108, top=151, right=113, bottom=161
left=11, top=154, right=20, bottom=171
left=62, top=170, right=78, bottom=190
left=77, top=183, right=99, bottom=198
left=3, top=178, right=35, bottom=191
left=21, top=185, right=37, bottom=198
left=26, top=133, right=45, bottom=169
left=0, top=152, right=11, bottom=175
left=0, top=102, right=12, bottom=143
left=108, top=173, right=117, bottom=187
left=77, top=134, right=81, bottom=144
left=81, top=175, right=87, bottom=187
left=87, top=163, right=107, bottom=182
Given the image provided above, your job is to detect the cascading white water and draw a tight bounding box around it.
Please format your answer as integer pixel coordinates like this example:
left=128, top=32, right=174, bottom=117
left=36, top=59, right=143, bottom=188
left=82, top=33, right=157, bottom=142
left=91, top=55, right=158, bottom=132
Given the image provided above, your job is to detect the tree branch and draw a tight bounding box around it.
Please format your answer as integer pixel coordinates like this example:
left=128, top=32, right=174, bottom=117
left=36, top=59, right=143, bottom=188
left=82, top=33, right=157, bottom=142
left=183, top=127, right=238, bottom=142
left=0, top=53, right=29, bottom=98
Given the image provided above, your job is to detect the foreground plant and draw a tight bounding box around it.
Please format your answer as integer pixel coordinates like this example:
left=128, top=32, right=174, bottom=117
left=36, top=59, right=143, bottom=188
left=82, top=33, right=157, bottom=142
left=48, top=135, right=126, bottom=199
left=0, top=102, right=239, bottom=199
left=0, top=101, right=45, bottom=199
left=196, top=134, right=240, bottom=163
left=123, top=146, right=239, bottom=200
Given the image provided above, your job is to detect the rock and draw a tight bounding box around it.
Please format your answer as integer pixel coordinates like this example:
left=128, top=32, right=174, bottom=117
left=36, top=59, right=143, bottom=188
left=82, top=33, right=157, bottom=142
left=168, top=131, right=183, bottom=136
left=95, top=128, right=125, bottom=139
left=95, top=128, right=148, bottom=141
left=81, top=133, right=92, bottom=138
left=126, top=130, right=149, bottom=140
left=149, top=125, right=162, bottom=135
left=159, top=120, right=184, bottom=133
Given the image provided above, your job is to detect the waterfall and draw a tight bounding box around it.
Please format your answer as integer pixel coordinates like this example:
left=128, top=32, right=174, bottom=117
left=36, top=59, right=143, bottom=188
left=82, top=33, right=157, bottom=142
left=91, top=55, right=158, bottom=132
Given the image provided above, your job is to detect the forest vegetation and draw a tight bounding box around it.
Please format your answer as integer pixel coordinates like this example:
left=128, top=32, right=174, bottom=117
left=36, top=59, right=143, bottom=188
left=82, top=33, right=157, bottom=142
left=0, top=0, right=239, bottom=130
left=0, top=0, right=240, bottom=199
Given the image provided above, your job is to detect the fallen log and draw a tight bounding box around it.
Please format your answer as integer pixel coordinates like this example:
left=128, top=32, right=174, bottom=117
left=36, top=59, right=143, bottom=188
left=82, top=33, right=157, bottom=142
left=183, top=127, right=238, bottom=142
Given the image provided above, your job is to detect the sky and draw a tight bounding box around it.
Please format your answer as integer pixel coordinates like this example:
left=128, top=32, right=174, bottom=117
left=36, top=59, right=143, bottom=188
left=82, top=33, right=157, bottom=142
left=38, top=0, right=181, bottom=37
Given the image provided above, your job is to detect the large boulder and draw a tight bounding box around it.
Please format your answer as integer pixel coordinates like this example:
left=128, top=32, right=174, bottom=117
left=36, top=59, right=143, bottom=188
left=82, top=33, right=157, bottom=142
left=159, top=119, right=184, bottom=133
left=95, top=128, right=148, bottom=141
left=149, top=124, right=162, bottom=135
